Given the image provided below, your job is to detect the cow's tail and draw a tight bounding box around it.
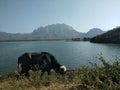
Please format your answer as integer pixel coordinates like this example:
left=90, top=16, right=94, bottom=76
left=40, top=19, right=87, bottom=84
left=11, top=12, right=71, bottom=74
left=18, top=57, right=22, bottom=75
left=18, top=63, right=20, bottom=74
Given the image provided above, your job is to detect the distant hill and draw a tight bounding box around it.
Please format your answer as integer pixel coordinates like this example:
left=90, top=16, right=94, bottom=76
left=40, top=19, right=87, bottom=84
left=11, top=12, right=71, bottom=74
left=85, top=28, right=104, bottom=38
left=90, top=27, right=120, bottom=43
left=0, top=23, right=105, bottom=41
left=0, top=32, right=30, bottom=40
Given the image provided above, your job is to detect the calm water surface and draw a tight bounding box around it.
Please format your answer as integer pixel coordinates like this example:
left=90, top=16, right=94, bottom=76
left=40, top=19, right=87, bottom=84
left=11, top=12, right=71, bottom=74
left=0, top=41, right=120, bottom=74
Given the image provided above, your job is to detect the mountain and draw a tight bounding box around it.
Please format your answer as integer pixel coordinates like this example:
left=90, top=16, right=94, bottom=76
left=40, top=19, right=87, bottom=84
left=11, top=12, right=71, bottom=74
left=0, top=24, right=80, bottom=40
left=90, top=27, right=120, bottom=43
left=31, top=24, right=80, bottom=39
left=0, top=32, right=30, bottom=40
left=0, top=24, right=105, bottom=41
left=81, top=28, right=105, bottom=38
left=31, top=24, right=105, bottom=39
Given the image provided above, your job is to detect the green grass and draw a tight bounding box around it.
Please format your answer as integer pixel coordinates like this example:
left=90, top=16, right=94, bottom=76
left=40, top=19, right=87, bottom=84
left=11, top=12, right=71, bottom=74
left=1, top=56, right=120, bottom=90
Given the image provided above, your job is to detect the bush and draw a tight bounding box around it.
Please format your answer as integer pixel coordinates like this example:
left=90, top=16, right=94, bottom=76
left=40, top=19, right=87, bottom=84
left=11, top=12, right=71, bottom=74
left=80, top=55, right=120, bottom=89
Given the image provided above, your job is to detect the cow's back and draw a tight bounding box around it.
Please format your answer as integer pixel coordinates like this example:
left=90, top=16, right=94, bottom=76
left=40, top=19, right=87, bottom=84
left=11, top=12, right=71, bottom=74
left=29, top=52, right=52, bottom=69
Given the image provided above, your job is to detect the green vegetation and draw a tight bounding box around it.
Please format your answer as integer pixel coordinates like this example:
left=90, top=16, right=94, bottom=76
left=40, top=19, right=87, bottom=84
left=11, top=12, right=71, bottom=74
left=90, top=27, right=120, bottom=43
left=1, top=56, right=120, bottom=90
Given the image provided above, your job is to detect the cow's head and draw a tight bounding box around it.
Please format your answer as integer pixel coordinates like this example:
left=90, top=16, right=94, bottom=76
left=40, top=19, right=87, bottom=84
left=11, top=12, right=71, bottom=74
left=59, top=65, right=67, bottom=74
left=54, top=65, right=67, bottom=74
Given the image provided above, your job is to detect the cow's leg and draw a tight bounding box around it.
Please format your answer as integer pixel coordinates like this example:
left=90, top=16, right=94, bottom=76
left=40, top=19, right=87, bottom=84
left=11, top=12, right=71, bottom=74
left=47, top=69, right=51, bottom=75
left=41, top=70, right=45, bottom=76
left=21, top=69, right=29, bottom=77
left=21, top=65, right=30, bottom=77
left=25, top=71, right=29, bottom=77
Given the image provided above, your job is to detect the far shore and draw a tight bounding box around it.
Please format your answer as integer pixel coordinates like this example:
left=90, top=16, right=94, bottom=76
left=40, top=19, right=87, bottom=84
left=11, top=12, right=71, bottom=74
left=0, top=39, right=69, bottom=42
left=0, top=39, right=84, bottom=42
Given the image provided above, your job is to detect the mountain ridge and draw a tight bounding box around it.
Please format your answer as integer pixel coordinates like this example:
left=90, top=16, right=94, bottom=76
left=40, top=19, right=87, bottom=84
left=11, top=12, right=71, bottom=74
left=0, top=24, right=105, bottom=40
left=31, top=24, right=80, bottom=39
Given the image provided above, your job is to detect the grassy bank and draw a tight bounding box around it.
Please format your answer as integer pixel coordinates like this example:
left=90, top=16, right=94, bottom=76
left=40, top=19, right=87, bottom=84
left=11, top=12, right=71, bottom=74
left=0, top=56, right=120, bottom=90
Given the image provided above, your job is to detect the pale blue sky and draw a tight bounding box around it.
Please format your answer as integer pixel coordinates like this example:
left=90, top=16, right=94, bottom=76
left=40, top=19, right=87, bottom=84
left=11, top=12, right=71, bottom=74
left=0, top=0, right=120, bottom=33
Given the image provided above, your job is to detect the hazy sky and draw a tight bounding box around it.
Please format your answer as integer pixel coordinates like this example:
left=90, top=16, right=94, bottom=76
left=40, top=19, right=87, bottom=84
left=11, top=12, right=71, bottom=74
left=0, top=0, right=120, bottom=33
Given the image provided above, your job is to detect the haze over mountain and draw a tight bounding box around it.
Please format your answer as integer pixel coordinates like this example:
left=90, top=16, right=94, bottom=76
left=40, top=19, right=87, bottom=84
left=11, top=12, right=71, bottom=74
left=0, top=24, right=105, bottom=41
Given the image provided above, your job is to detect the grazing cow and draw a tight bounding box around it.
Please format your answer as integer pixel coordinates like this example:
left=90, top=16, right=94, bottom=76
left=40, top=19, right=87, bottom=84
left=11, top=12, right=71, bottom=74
left=18, top=52, right=67, bottom=77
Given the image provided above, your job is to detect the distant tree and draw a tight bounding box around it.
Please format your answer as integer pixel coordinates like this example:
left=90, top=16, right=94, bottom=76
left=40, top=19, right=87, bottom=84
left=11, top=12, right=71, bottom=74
left=72, top=38, right=81, bottom=41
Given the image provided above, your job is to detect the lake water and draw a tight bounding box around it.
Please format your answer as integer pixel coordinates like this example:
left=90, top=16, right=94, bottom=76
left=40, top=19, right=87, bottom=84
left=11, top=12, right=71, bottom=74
left=0, top=41, right=120, bottom=74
